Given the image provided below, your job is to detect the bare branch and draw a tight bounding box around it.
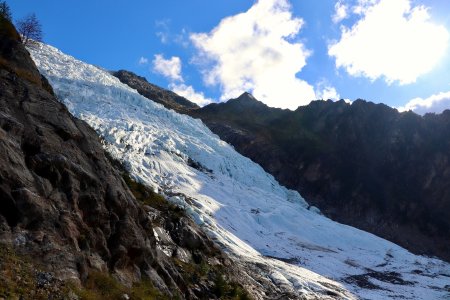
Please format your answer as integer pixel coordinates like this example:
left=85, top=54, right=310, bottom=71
left=16, top=13, right=42, bottom=45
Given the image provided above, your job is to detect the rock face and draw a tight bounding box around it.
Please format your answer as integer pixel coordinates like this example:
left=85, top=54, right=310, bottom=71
left=113, top=70, right=450, bottom=262
left=114, top=70, right=199, bottom=113
left=0, top=17, right=248, bottom=299
left=0, top=16, right=153, bottom=284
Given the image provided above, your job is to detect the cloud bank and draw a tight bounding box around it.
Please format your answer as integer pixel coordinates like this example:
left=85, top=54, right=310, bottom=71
left=152, top=54, right=183, bottom=82
left=169, top=83, right=212, bottom=107
left=151, top=54, right=212, bottom=106
left=329, top=0, right=449, bottom=85
left=190, top=0, right=316, bottom=110
left=333, top=1, right=349, bottom=24
left=398, top=90, right=450, bottom=115
left=138, top=56, right=149, bottom=65
left=316, top=84, right=340, bottom=101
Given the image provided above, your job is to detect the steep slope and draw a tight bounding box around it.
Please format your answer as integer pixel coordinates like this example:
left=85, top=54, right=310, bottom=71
left=0, top=17, right=251, bottom=299
left=191, top=95, right=450, bottom=262
left=31, top=42, right=450, bottom=300
left=0, top=15, right=150, bottom=285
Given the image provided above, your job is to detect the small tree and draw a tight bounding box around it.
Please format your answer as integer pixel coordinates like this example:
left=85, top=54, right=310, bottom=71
left=0, top=1, right=12, bottom=21
left=16, top=13, right=42, bottom=45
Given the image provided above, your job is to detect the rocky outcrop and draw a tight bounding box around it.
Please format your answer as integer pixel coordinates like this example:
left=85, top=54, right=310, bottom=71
left=114, top=70, right=199, bottom=113
left=0, top=16, right=250, bottom=299
left=1, top=15, right=152, bottom=286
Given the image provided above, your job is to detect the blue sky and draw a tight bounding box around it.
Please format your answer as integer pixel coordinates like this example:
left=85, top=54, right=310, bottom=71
left=9, top=0, right=450, bottom=113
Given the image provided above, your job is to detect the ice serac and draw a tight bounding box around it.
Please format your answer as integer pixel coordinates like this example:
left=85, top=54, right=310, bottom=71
left=30, top=43, right=450, bottom=300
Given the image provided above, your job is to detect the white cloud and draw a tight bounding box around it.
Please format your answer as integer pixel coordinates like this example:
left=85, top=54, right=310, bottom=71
left=174, top=28, right=190, bottom=48
left=190, top=0, right=316, bottom=110
left=352, top=0, right=378, bottom=15
left=333, top=1, right=349, bottom=23
left=151, top=54, right=213, bottom=106
left=169, top=83, right=213, bottom=107
left=316, top=84, right=340, bottom=100
left=152, top=54, right=183, bottom=82
left=398, top=90, right=450, bottom=115
left=156, top=32, right=169, bottom=44
left=138, top=56, right=149, bottom=65
left=328, top=0, right=449, bottom=85
left=155, top=19, right=170, bottom=44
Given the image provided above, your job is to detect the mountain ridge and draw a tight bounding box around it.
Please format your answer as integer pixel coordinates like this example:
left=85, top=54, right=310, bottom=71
left=113, top=70, right=199, bottom=113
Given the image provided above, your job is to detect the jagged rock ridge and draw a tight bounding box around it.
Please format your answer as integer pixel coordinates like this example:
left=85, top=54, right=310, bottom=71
left=113, top=70, right=199, bottom=113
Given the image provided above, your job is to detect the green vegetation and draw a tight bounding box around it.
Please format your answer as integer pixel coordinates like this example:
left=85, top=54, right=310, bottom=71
left=72, top=271, right=168, bottom=300
left=0, top=246, right=169, bottom=300
left=122, top=173, right=186, bottom=224
left=0, top=149, right=250, bottom=299
left=122, top=173, right=167, bottom=209
left=172, top=258, right=250, bottom=300
left=0, top=246, right=35, bottom=299
left=0, top=246, right=69, bottom=299
left=0, top=171, right=250, bottom=299
left=213, top=275, right=251, bottom=300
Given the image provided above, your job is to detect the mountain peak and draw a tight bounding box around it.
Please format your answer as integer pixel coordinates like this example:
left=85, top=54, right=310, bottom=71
left=229, top=92, right=267, bottom=109
left=236, top=91, right=256, bottom=102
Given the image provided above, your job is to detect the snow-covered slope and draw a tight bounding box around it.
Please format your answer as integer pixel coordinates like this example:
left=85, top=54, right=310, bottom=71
left=30, top=43, right=450, bottom=299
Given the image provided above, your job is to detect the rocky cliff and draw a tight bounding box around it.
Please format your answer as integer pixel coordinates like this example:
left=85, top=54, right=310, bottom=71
left=0, top=16, right=249, bottom=299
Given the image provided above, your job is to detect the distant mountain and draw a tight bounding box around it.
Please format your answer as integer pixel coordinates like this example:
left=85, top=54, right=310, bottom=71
left=115, top=71, right=450, bottom=262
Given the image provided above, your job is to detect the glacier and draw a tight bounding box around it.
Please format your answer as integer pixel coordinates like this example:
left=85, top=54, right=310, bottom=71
left=30, top=43, right=450, bottom=299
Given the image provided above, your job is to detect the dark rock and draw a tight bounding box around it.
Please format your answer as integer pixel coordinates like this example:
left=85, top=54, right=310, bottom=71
left=113, top=70, right=199, bottom=113
left=35, top=271, right=54, bottom=288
